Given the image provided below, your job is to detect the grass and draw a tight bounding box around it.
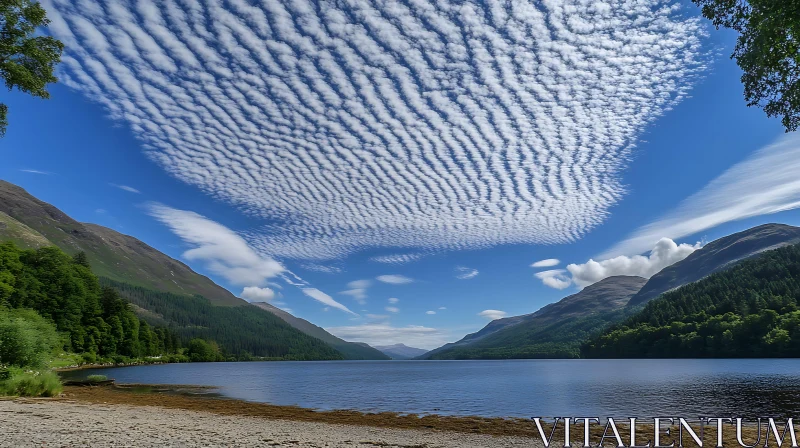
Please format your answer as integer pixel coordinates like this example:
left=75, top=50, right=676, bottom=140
left=0, top=368, right=62, bottom=397
left=48, top=352, right=85, bottom=370
left=86, top=375, right=108, bottom=383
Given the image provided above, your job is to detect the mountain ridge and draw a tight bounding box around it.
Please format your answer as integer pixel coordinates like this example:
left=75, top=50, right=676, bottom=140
left=374, top=343, right=428, bottom=359
left=628, top=223, right=800, bottom=306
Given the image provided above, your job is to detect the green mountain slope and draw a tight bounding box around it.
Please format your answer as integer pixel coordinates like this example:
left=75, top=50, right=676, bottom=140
left=584, top=242, right=800, bottom=358
left=0, top=180, right=242, bottom=306
left=102, top=279, right=343, bottom=360
left=0, top=211, right=51, bottom=249
left=251, top=302, right=389, bottom=360
left=629, top=223, right=800, bottom=307
left=424, top=276, right=647, bottom=359
left=0, top=180, right=370, bottom=360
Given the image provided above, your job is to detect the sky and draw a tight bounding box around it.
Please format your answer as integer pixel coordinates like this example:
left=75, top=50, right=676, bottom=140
left=2, top=0, right=800, bottom=350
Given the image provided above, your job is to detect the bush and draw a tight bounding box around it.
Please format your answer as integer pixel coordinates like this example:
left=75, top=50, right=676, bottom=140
left=86, top=374, right=107, bottom=383
left=81, top=352, right=97, bottom=364
left=0, top=308, right=60, bottom=368
left=0, top=369, right=62, bottom=397
left=187, top=338, right=222, bottom=362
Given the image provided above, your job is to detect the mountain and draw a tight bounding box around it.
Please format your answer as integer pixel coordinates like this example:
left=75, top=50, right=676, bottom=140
left=424, top=276, right=647, bottom=359
left=0, top=180, right=367, bottom=360
left=0, top=180, right=242, bottom=306
left=584, top=241, right=800, bottom=358
left=374, top=344, right=428, bottom=360
left=252, top=302, right=390, bottom=360
left=628, top=223, right=800, bottom=307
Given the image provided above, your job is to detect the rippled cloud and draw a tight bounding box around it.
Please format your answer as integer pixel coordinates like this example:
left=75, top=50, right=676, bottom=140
left=45, top=0, right=708, bottom=260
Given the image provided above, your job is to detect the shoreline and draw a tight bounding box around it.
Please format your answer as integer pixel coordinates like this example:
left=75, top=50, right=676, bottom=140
left=56, top=384, right=768, bottom=443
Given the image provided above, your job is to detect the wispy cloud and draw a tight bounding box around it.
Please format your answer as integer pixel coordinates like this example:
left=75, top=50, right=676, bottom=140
left=303, top=288, right=355, bottom=315
left=326, top=323, right=448, bottom=350
left=478, top=310, right=507, bottom=320
left=385, top=306, right=399, bottom=313
left=603, top=133, right=800, bottom=258
left=300, top=263, right=343, bottom=274
left=376, top=275, right=414, bottom=285
left=147, top=203, right=354, bottom=314
left=370, top=253, right=426, bottom=265
left=45, top=0, right=709, bottom=261
left=531, top=259, right=560, bottom=268
left=147, top=203, right=284, bottom=286
left=426, top=310, right=436, bottom=315
left=388, top=297, right=399, bottom=304
left=455, top=266, right=479, bottom=280
left=110, top=183, right=140, bottom=194
left=19, top=169, right=51, bottom=175
left=339, top=279, right=370, bottom=304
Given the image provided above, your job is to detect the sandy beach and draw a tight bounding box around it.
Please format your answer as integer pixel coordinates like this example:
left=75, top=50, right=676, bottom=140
left=0, top=398, right=537, bottom=447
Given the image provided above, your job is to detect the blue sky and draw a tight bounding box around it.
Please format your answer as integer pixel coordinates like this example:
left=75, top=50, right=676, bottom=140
left=2, top=0, right=800, bottom=349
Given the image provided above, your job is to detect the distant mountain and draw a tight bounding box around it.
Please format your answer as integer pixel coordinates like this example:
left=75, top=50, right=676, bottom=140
left=628, top=224, right=800, bottom=307
left=0, top=180, right=242, bottom=306
left=424, top=276, right=647, bottom=359
left=374, top=344, right=428, bottom=360
left=252, top=302, right=390, bottom=360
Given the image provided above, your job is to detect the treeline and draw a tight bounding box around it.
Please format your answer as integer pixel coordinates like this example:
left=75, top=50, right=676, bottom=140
left=0, top=242, right=180, bottom=361
left=583, top=243, right=800, bottom=358
left=100, top=279, right=344, bottom=360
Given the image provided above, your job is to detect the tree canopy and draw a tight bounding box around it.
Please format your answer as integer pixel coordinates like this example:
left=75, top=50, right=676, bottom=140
left=693, top=0, right=800, bottom=131
left=0, top=0, right=63, bottom=137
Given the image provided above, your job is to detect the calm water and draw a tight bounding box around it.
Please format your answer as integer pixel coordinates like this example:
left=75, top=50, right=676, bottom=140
left=63, top=359, right=800, bottom=418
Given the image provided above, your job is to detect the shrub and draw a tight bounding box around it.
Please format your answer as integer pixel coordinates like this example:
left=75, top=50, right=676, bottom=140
left=81, top=352, right=97, bottom=364
left=86, top=374, right=107, bottom=383
left=0, top=308, right=60, bottom=368
left=0, top=369, right=62, bottom=397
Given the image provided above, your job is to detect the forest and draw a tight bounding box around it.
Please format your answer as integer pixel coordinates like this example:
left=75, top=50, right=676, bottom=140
left=101, top=279, right=343, bottom=361
left=583, top=243, right=800, bottom=358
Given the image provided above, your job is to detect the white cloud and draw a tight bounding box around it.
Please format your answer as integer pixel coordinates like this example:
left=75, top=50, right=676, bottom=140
left=388, top=297, right=399, bottom=304
left=534, top=269, right=572, bottom=290
left=147, top=203, right=284, bottom=286
left=531, top=259, right=560, bottom=268
left=438, top=307, right=447, bottom=310
left=478, top=310, right=507, bottom=320
left=603, top=133, right=800, bottom=258
left=376, top=275, right=414, bottom=285
left=240, top=286, right=276, bottom=302
left=567, top=238, right=701, bottom=288
left=19, top=169, right=51, bottom=175
left=370, top=253, right=426, bottom=264
left=426, top=311, right=436, bottom=315
left=95, top=208, right=106, bottom=214
left=339, top=279, right=371, bottom=304
left=300, top=263, right=343, bottom=274
left=148, top=203, right=354, bottom=314
left=302, top=288, right=355, bottom=315
left=535, top=238, right=701, bottom=290
left=46, top=0, right=709, bottom=261
left=385, top=306, right=399, bottom=313
left=326, top=323, right=448, bottom=350
left=455, top=266, right=479, bottom=280
left=110, top=183, right=141, bottom=194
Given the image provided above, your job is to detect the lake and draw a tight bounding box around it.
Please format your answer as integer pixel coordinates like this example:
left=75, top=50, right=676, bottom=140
left=63, top=359, right=800, bottom=418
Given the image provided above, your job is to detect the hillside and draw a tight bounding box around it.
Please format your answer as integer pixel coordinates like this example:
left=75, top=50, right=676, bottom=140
left=0, top=211, right=50, bottom=249
left=0, top=180, right=369, bottom=360
left=374, top=344, right=428, bottom=360
left=584, top=242, right=800, bottom=358
left=0, top=180, right=243, bottom=306
left=629, top=223, right=800, bottom=306
left=424, top=276, right=647, bottom=359
left=252, top=302, right=389, bottom=360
